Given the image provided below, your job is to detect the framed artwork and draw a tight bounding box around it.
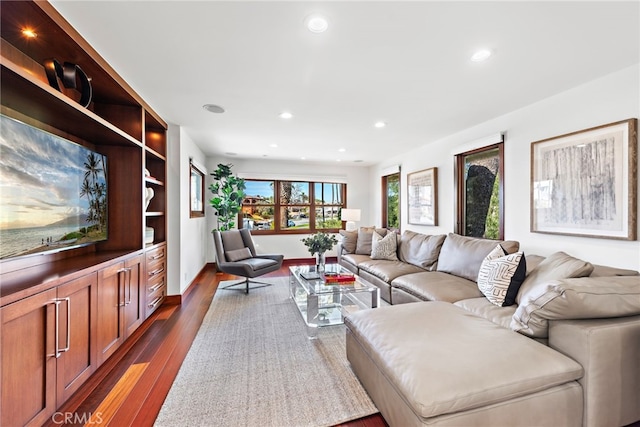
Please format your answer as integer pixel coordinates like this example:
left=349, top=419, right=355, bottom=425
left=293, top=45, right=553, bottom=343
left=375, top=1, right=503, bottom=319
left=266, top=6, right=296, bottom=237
left=531, top=118, right=637, bottom=240
left=190, top=161, right=205, bottom=218
left=408, top=167, right=438, bottom=226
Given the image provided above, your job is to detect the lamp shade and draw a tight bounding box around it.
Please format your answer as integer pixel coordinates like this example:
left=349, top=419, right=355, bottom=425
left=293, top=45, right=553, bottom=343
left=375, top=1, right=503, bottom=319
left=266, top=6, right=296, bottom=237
left=341, top=209, right=361, bottom=222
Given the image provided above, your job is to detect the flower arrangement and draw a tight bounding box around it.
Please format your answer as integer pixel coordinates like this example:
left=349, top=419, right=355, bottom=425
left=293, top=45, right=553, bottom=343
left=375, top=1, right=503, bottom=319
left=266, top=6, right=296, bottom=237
left=301, top=232, right=338, bottom=255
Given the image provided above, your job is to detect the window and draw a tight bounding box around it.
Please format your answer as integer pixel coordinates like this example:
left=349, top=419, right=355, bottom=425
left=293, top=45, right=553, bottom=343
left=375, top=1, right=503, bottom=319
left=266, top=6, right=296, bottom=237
left=455, top=143, right=504, bottom=239
left=241, top=179, right=346, bottom=233
left=382, top=173, right=400, bottom=230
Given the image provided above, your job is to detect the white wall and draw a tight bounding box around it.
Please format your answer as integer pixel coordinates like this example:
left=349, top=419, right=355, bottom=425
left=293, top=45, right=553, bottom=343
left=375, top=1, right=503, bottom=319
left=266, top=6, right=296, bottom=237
left=166, top=124, right=210, bottom=295
left=370, top=64, right=640, bottom=270
left=205, top=157, right=370, bottom=261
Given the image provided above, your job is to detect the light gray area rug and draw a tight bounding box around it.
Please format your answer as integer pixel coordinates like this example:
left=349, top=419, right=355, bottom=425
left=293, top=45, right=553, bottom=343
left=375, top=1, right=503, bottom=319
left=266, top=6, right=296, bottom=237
left=155, top=277, right=377, bottom=427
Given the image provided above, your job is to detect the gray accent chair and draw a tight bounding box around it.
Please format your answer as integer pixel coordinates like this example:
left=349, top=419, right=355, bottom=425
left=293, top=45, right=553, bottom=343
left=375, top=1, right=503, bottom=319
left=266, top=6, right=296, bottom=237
left=212, top=229, right=284, bottom=293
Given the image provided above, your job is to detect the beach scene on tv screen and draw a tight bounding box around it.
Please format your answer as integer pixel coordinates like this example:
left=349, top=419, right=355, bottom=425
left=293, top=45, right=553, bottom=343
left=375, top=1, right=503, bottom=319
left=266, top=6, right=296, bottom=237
left=0, top=115, right=108, bottom=259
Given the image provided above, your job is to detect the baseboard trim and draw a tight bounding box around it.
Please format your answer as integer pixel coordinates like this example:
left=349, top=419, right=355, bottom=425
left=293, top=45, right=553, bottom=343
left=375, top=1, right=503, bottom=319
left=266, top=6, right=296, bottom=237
left=284, top=257, right=336, bottom=266
left=165, top=263, right=215, bottom=305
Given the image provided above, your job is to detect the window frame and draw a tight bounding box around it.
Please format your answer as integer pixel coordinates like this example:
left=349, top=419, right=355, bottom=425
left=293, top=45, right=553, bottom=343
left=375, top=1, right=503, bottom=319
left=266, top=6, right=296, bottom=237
left=189, top=161, right=205, bottom=218
left=381, top=172, right=400, bottom=231
left=240, top=179, right=347, bottom=235
left=454, top=143, right=504, bottom=240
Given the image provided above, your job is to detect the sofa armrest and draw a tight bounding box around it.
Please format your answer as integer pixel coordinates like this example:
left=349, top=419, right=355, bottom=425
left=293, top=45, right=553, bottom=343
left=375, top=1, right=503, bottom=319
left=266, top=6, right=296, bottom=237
left=549, top=316, right=640, bottom=427
left=511, top=275, right=640, bottom=337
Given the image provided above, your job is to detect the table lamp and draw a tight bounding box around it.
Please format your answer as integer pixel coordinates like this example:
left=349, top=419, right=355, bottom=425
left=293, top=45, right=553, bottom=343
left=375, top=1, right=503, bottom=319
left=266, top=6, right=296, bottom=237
left=341, top=208, right=361, bottom=231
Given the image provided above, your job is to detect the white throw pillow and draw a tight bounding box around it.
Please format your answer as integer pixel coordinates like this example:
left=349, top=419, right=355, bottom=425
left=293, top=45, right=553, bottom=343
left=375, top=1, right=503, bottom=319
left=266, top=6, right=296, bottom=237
left=477, top=245, right=526, bottom=307
left=370, top=231, right=398, bottom=261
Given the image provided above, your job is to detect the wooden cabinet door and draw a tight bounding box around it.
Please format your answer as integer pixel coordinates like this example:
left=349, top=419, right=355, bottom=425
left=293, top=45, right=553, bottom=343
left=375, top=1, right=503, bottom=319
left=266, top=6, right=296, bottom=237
left=123, top=253, right=144, bottom=337
left=97, top=261, right=125, bottom=365
left=1, top=288, right=57, bottom=427
left=56, top=273, right=98, bottom=407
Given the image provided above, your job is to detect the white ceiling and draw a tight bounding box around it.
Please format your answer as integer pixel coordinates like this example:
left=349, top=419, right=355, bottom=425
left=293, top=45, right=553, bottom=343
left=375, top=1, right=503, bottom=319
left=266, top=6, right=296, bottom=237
left=50, top=1, right=639, bottom=166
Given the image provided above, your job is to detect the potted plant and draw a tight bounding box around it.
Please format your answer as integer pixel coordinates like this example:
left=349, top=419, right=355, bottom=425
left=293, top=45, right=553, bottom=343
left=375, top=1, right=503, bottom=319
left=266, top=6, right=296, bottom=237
left=301, top=232, right=338, bottom=271
left=209, top=163, right=246, bottom=231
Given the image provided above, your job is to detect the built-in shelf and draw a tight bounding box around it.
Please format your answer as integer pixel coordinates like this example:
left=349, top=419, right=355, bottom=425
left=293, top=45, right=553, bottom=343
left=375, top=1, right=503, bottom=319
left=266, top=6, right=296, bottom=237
left=1, top=2, right=170, bottom=424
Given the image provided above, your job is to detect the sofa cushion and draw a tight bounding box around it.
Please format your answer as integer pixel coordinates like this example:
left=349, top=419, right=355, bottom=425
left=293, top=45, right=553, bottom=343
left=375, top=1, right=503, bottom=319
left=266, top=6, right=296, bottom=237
left=397, top=231, right=446, bottom=270
left=391, top=271, right=482, bottom=303
left=477, top=245, right=526, bottom=307
left=525, top=254, right=546, bottom=275
left=370, top=231, right=398, bottom=261
left=355, top=227, right=387, bottom=255
left=225, top=247, right=252, bottom=262
left=436, top=233, right=520, bottom=282
left=516, top=251, right=594, bottom=305
left=590, top=264, right=639, bottom=277
left=340, top=253, right=371, bottom=268
left=338, top=229, right=358, bottom=254
left=358, top=259, right=425, bottom=283
left=345, top=302, right=583, bottom=419
left=512, top=275, right=640, bottom=338
left=454, top=297, right=516, bottom=329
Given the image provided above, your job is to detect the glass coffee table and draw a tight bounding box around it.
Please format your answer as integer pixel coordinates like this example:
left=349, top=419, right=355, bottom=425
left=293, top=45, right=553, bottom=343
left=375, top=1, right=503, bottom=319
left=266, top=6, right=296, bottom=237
left=289, top=263, right=379, bottom=338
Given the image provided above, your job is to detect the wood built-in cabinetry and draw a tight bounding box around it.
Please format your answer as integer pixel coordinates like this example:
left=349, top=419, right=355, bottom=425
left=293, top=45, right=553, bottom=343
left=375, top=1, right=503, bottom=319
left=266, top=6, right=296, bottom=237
left=0, top=2, right=169, bottom=425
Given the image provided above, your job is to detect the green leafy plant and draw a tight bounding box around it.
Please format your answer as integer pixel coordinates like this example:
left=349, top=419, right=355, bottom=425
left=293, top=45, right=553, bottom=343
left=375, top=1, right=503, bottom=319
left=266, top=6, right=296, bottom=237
left=209, top=163, right=246, bottom=231
left=301, top=232, right=338, bottom=256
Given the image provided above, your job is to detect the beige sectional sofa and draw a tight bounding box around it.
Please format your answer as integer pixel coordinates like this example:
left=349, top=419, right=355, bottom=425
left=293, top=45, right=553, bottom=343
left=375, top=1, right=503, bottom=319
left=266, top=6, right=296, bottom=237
left=338, top=228, right=640, bottom=427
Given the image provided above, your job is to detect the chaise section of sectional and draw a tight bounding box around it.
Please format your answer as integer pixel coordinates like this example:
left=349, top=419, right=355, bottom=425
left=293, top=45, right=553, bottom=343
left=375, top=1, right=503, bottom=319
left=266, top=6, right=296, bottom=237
left=345, top=302, right=584, bottom=426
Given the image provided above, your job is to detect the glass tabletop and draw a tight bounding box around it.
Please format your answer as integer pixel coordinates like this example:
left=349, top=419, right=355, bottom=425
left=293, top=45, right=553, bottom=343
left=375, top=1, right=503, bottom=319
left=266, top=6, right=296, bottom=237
left=289, top=264, right=376, bottom=296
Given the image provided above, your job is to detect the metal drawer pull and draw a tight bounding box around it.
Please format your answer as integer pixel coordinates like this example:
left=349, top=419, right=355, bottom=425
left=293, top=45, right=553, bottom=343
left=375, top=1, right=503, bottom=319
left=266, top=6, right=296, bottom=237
left=149, top=280, right=165, bottom=293
left=150, top=252, right=165, bottom=260
left=53, top=297, right=71, bottom=358
left=148, top=295, right=163, bottom=308
left=125, top=267, right=132, bottom=306
left=117, top=268, right=128, bottom=307
left=148, top=267, right=164, bottom=277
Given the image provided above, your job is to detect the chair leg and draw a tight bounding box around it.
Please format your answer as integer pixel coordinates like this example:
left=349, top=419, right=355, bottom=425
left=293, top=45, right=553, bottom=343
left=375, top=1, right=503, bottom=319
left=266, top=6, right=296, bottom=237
left=221, top=277, right=272, bottom=294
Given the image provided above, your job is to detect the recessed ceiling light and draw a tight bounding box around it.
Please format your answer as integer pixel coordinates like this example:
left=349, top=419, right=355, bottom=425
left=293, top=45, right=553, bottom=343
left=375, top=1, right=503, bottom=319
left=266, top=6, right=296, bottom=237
left=336, top=159, right=341, bottom=162
left=225, top=152, right=237, bottom=156
left=354, top=160, right=364, bottom=163
left=279, top=112, right=293, bottom=119
left=338, top=148, right=346, bottom=153
left=374, top=121, right=386, bottom=128
left=471, top=49, right=492, bottom=62
left=269, top=144, right=278, bottom=148
left=203, top=104, right=225, bottom=113
left=305, top=14, right=329, bottom=33
left=301, top=157, right=307, bottom=160
left=22, top=28, right=37, bottom=38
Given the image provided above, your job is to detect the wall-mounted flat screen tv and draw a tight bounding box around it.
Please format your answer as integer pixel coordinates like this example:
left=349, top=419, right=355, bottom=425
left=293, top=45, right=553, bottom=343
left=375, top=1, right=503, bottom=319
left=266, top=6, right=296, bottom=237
left=0, top=114, right=108, bottom=260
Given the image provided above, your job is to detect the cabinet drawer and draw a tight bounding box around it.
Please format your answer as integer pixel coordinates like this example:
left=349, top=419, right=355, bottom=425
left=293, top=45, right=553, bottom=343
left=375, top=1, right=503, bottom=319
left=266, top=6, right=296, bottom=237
left=146, top=245, right=166, bottom=265
left=147, top=273, right=165, bottom=294
left=147, top=260, right=165, bottom=280
left=146, top=287, right=165, bottom=317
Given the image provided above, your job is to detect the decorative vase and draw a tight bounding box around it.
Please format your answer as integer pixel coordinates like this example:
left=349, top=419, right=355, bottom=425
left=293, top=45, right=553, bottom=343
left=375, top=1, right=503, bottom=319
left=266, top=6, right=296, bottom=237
left=145, top=186, right=155, bottom=211
left=316, top=252, right=326, bottom=273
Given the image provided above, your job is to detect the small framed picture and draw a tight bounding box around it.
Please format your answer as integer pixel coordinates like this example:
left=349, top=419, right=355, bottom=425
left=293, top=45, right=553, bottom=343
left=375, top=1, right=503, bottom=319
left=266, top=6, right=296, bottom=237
left=407, top=167, right=438, bottom=226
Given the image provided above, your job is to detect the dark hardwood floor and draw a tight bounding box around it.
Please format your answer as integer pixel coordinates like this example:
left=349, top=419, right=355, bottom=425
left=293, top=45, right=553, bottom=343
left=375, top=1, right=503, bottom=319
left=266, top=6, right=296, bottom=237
left=47, top=262, right=387, bottom=427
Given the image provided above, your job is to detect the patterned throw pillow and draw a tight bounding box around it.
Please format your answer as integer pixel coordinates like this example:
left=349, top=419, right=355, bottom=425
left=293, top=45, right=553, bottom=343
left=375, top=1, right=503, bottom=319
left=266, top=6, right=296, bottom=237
left=370, top=231, right=398, bottom=261
left=477, top=245, right=526, bottom=306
